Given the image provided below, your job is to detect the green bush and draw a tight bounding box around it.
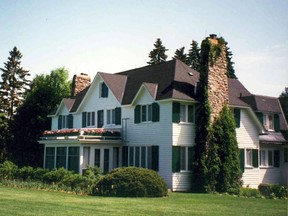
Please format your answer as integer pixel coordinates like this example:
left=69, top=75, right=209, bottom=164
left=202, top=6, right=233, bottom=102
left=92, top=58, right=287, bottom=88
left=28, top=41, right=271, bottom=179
left=240, top=188, right=261, bottom=198
left=258, top=184, right=287, bottom=199
left=94, top=167, right=167, bottom=197
left=0, top=161, right=18, bottom=180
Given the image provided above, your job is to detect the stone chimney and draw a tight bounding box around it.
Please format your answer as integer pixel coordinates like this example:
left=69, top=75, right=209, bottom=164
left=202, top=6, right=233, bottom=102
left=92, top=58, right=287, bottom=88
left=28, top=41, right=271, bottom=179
left=207, top=34, right=229, bottom=122
left=71, top=73, right=91, bottom=97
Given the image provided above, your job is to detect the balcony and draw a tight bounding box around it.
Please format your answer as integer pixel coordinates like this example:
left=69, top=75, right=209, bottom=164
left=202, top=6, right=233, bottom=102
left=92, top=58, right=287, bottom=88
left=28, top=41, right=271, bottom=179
left=40, top=128, right=122, bottom=141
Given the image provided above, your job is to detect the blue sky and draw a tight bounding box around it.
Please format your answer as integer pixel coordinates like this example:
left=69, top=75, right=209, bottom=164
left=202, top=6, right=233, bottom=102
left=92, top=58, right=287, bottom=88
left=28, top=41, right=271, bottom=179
left=0, top=0, right=287, bottom=97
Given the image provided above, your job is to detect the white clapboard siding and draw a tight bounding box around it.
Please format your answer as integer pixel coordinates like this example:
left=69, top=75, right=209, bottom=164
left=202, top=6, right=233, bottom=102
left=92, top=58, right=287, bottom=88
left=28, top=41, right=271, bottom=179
left=242, top=168, right=260, bottom=188
left=172, top=123, right=195, bottom=146
left=236, top=108, right=259, bottom=149
left=259, top=168, right=281, bottom=185
left=172, top=172, right=192, bottom=191
left=281, top=163, right=288, bottom=186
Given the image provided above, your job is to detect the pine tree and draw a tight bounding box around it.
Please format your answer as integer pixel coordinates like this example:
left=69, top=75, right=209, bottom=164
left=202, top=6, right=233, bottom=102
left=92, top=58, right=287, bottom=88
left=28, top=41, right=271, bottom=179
left=187, top=40, right=201, bottom=71
left=0, top=47, right=30, bottom=120
left=225, top=43, right=237, bottom=79
left=147, top=38, right=168, bottom=65
left=173, top=47, right=187, bottom=63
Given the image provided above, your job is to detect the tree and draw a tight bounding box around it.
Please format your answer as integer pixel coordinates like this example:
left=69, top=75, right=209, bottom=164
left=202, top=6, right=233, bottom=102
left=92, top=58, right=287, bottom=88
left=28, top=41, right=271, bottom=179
left=147, top=38, right=168, bottom=65
left=187, top=40, right=201, bottom=71
left=0, top=113, right=10, bottom=163
left=225, top=43, right=237, bottom=79
left=11, top=68, right=71, bottom=167
left=173, top=47, right=187, bottom=64
left=0, top=47, right=30, bottom=120
left=279, top=87, right=288, bottom=124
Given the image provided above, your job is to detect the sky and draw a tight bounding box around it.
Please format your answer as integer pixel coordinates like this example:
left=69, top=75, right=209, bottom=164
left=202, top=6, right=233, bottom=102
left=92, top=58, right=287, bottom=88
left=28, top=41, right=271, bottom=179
left=0, top=0, right=287, bottom=97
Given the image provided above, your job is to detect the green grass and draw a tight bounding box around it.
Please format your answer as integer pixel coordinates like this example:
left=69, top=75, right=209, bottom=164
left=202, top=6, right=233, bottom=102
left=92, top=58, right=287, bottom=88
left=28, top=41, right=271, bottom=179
left=0, top=186, right=287, bottom=216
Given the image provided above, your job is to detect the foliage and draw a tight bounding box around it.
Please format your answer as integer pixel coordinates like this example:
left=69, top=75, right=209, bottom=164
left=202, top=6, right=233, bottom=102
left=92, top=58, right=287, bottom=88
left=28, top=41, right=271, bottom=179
left=187, top=40, right=201, bottom=71
left=240, top=188, right=261, bottom=198
left=258, top=183, right=287, bottom=199
left=225, top=43, right=237, bottom=79
left=147, top=38, right=168, bottom=65
left=0, top=47, right=30, bottom=120
left=11, top=67, right=71, bottom=167
left=279, top=87, right=288, bottom=124
left=94, top=167, right=167, bottom=197
left=0, top=113, right=10, bottom=163
left=173, top=47, right=188, bottom=64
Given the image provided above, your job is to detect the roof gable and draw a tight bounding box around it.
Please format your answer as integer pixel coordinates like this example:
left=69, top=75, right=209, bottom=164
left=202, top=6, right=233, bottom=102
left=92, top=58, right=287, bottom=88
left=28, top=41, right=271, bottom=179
left=131, top=82, right=158, bottom=105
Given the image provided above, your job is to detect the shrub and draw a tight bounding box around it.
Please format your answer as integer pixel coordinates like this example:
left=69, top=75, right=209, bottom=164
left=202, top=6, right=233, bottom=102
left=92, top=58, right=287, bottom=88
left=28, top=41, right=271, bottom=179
left=0, top=161, right=18, bottom=180
left=240, top=188, right=261, bottom=198
left=94, top=167, right=167, bottom=197
left=258, top=184, right=287, bottom=199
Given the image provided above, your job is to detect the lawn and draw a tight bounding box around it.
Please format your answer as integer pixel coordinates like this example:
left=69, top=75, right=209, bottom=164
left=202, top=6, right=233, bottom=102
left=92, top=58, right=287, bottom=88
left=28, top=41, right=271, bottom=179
left=0, top=186, right=287, bottom=216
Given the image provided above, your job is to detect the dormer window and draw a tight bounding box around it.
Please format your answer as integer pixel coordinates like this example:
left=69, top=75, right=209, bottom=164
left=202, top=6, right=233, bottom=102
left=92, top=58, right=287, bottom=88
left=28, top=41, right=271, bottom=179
left=263, top=114, right=274, bottom=131
left=100, top=82, right=108, bottom=98
left=256, top=112, right=280, bottom=132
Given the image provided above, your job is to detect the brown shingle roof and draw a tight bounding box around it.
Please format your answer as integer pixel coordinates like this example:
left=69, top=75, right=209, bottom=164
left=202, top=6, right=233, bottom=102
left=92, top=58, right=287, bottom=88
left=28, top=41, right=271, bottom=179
left=228, top=78, right=251, bottom=107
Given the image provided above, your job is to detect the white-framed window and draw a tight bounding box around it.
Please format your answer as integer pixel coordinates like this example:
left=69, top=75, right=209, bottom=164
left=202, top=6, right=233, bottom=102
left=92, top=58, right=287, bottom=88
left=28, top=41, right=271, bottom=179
left=260, top=149, right=280, bottom=167
left=83, top=147, right=91, bottom=169
left=172, top=146, right=194, bottom=172
left=141, top=104, right=152, bottom=122
left=61, top=115, right=68, bottom=129
left=106, top=109, right=115, bottom=125
left=180, top=104, right=194, bottom=123
left=128, top=146, right=152, bottom=169
left=86, top=112, right=95, bottom=127
left=263, top=114, right=274, bottom=131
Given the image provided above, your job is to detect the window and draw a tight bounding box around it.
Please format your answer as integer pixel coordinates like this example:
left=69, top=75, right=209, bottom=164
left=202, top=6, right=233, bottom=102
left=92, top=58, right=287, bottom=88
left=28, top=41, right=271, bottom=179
left=113, top=147, right=119, bottom=169
left=100, top=82, right=108, bottom=98
left=94, top=149, right=101, bottom=168
left=58, top=115, right=73, bottom=129
left=103, top=149, right=110, bottom=174
left=97, top=110, right=104, bottom=128
left=82, top=112, right=95, bottom=127
left=263, top=114, right=274, bottom=131
left=284, top=148, right=288, bottom=163
left=172, top=102, right=194, bottom=123
left=45, top=147, right=55, bottom=170
left=134, top=103, right=160, bottom=123
left=245, top=149, right=258, bottom=168
left=56, top=147, right=67, bottom=169
left=172, top=146, right=194, bottom=172
left=260, top=149, right=280, bottom=167
left=68, top=147, right=80, bottom=173
left=126, top=146, right=158, bottom=171
left=107, top=109, right=115, bottom=125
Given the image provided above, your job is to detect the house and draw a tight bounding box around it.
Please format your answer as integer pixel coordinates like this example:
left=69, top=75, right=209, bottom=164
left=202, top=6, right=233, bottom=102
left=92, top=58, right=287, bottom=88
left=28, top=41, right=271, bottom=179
left=39, top=53, right=287, bottom=191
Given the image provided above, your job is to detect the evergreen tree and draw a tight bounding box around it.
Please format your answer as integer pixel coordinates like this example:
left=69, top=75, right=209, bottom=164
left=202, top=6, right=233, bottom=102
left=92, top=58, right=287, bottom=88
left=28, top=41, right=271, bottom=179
left=279, top=87, right=288, bottom=123
left=173, top=47, right=187, bottom=64
left=147, top=38, right=168, bottom=65
left=187, top=40, right=201, bottom=71
left=212, top=106, right=242, bottom=193
left=225, top=43, right=237, bottom=79
left=0, top=113, right=10, bottom=163
left=0, top=47, right=30, bottom=120
left=11, top=68, right=71, bottom=167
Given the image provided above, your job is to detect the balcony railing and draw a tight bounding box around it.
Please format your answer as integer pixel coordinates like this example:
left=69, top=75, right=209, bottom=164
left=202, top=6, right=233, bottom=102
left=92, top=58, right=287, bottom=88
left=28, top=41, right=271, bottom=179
left=40, top=128, right=121, bottom=141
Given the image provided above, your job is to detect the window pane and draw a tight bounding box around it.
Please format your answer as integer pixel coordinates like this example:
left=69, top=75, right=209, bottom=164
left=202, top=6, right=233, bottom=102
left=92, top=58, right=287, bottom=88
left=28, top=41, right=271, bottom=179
left=113, top=147, right=119, bottom=169
left=94, top=149, right=101, bottom=168
left=148, top=105, right=152, bottom=121
left=142, top=106, right=147, bottom=122
left=260, top=150, right=266, bottom=166
left=112, top=109, right=115, bottom=124
left=188, top=105, right=194, bottom=123
left=180, top=147, right=186, bottom=170
left=129, top=147, right=134, bottom=166
left=180, top=105, right=186, bottom=122
left=107, top=110, right=111, bottom=124
left=141, top=147, right=146, bottom=168
left=103, top=149, right=109, bottom=174
left=135, top=147, right=140, bottom=167
left=45, top=147, right=55, bottom=170
left=68, top=147, right=79, bottom=173
left=268, top=150, right=273, bottom=166
left=56, top=147, right=67, bottom=169
left=246, top=149, right=252, bottom=166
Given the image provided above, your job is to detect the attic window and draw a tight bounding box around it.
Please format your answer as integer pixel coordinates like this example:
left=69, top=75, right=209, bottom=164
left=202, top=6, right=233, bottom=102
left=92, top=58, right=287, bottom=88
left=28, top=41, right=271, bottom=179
left=100, top=82, right=108, bottom=98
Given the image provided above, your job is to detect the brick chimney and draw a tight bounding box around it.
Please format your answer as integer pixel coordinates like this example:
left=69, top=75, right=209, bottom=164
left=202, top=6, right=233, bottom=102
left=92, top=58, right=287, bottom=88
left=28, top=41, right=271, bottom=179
left=71, top=73, right=91, bottom=97
left=207, top=34, right=229, bottom=122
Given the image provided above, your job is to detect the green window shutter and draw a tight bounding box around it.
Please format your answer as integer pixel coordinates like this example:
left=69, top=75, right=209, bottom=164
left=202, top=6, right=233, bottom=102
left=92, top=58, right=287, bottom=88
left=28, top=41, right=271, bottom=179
left=172, top=102, right=180, bottom=123
left=92, top=112, right=95, bottom=126
left=134, top=105, right=141, bottom=124
left=274, top=114, right=280, bottom=132
left=274, top=150, right=280, bottom=168
left=58, top=115, right=62, bottom=129
left=172, top=146, right=180, bottom=172
left=239, top=149, right=245, bottom=173
left=252, top=149, right=259, bottom=168
left=152, top=102, right=160, bottom=122
left=268, top=151, right=273, bottom=166
left=82, top=112, right=86, bottom=127
left=115, top=107, right=121, bottom=125
left=188, top=105, right=194, bottom=123
left=97, top=110, right=104, bottom=128
left=122, top=146, right=128, bottom=167
left=284, top=148, right=288, bottom=163
left=256, top=112, right=263, bottom=125
left=101, top=82, right=108, bottom=97
left=234, top=108, right=241, bottom=128
left=151, top=145, right=159, bottom=171
left=68, top=114, right=73, bottom=129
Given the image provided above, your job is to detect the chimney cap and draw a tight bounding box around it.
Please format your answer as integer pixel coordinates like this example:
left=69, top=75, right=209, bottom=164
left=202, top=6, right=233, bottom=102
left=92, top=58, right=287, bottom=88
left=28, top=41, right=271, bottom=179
left=209, top=34, right=217, bottom=39
left=80, top=73, right=88, bottom=76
